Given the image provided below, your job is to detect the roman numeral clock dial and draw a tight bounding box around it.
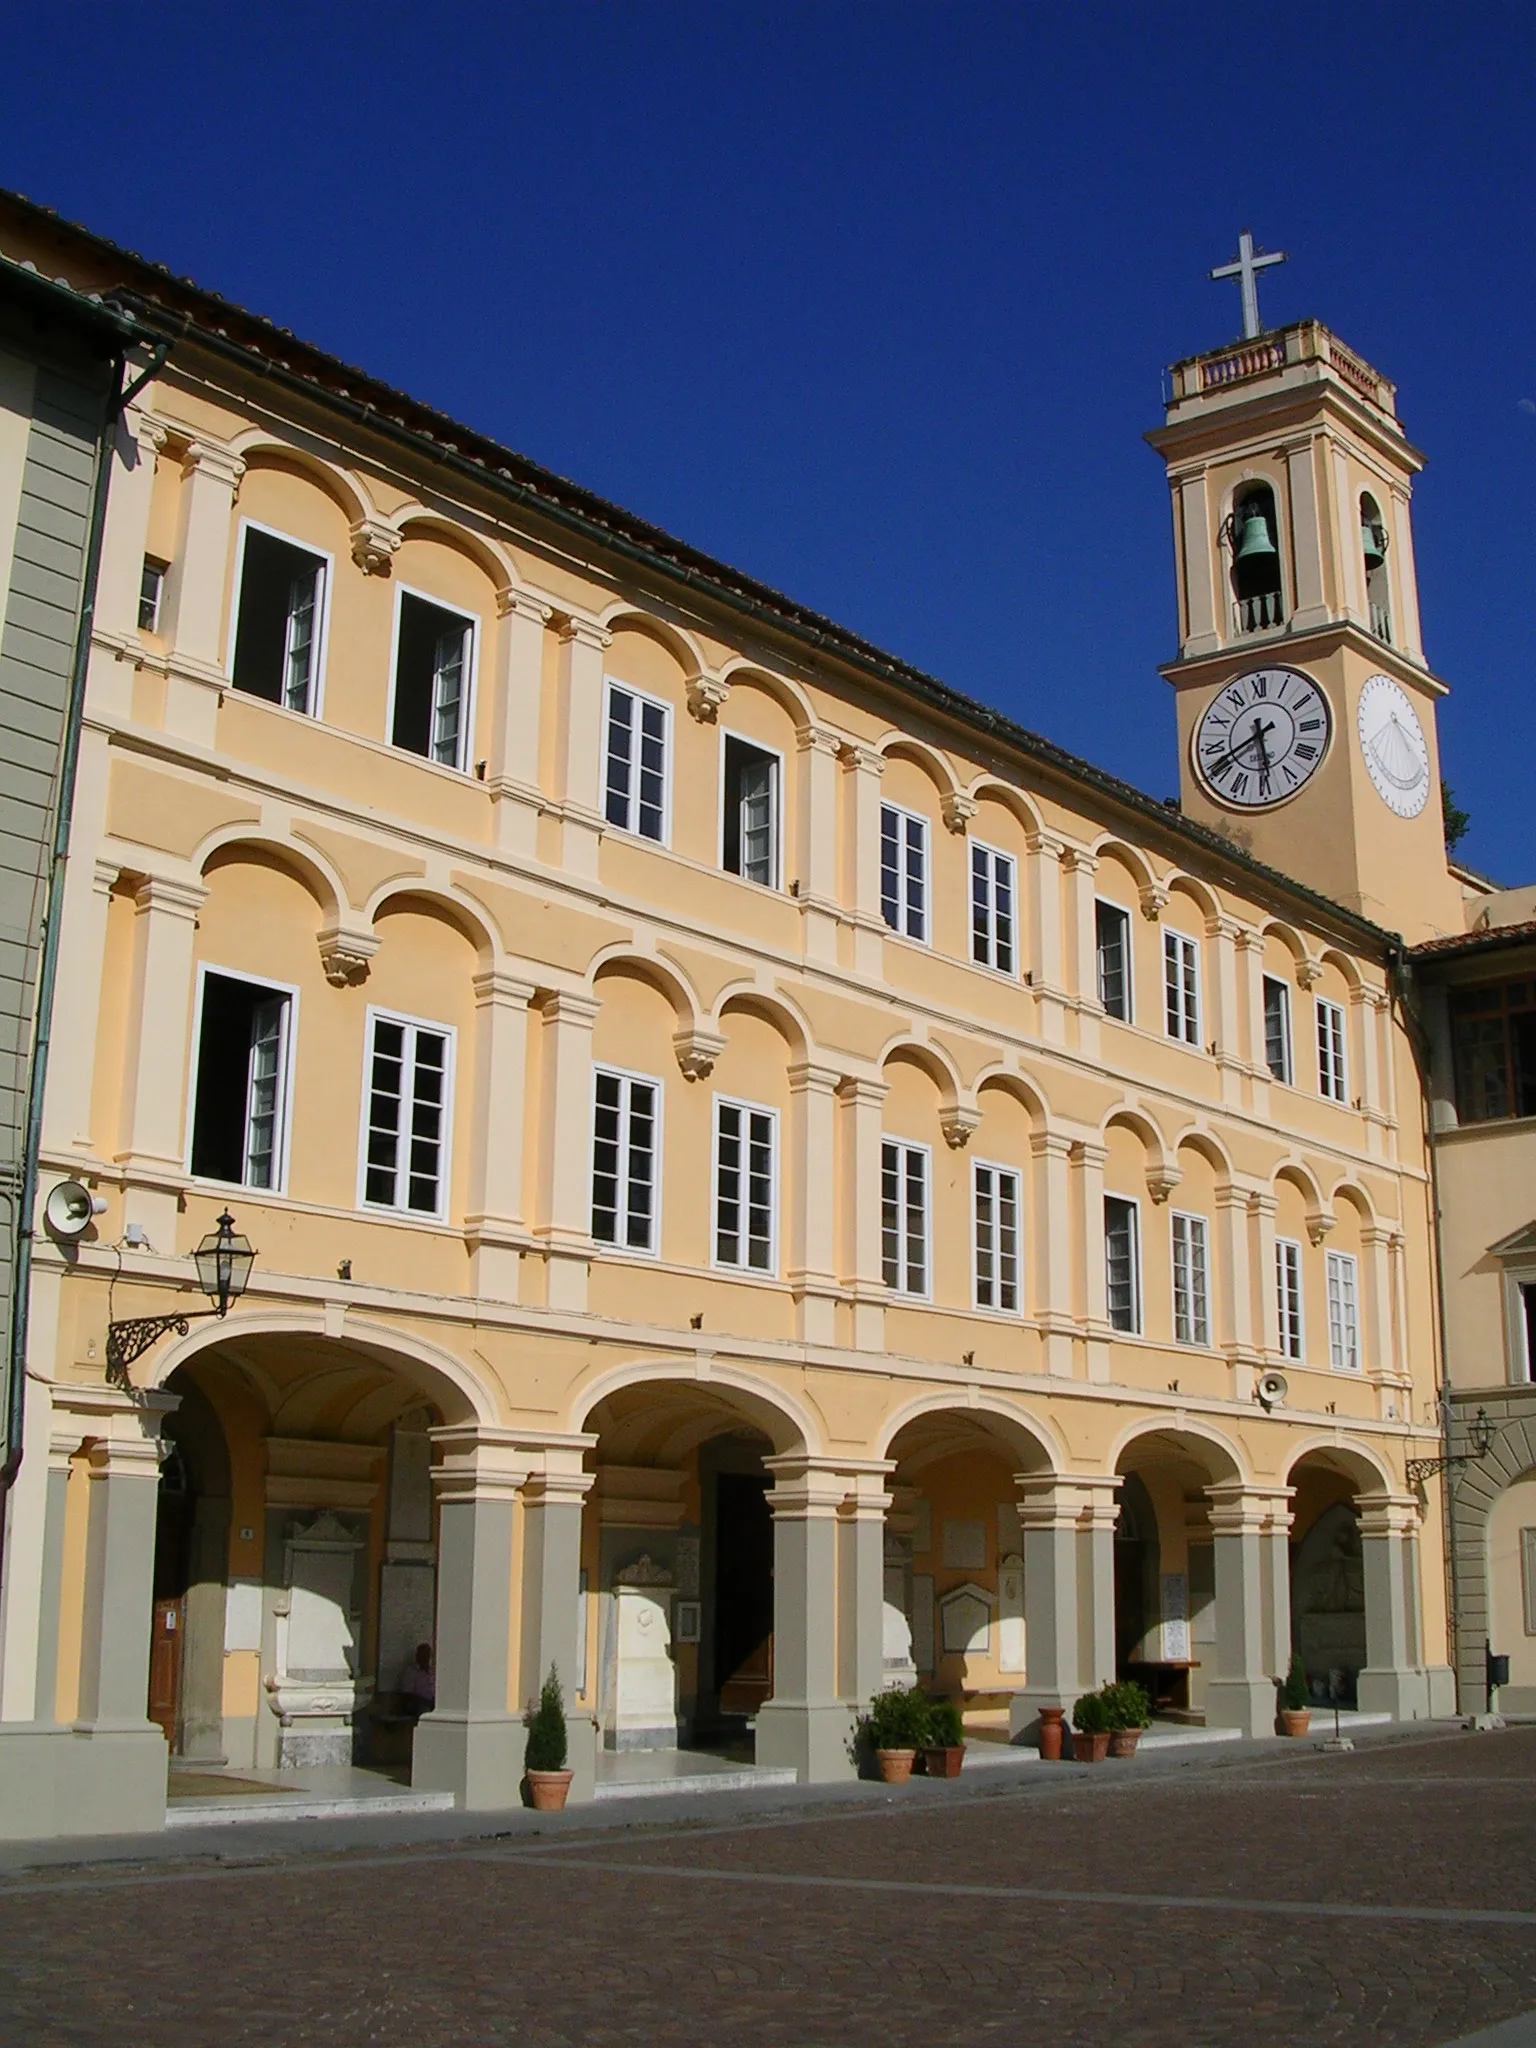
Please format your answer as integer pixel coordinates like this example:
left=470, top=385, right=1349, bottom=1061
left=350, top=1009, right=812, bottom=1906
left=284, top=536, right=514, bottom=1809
left=1193, top=666, right=1333, bottom=810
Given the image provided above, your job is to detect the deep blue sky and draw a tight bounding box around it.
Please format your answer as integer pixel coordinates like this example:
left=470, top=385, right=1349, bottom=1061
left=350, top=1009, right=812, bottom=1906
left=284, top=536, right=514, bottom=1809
left=7, top=5, right=1533, bottom=881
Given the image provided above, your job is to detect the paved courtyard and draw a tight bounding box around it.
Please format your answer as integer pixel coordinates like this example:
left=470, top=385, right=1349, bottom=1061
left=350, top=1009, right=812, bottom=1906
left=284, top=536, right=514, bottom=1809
left=4, top=1724, right=1536, bottom=2047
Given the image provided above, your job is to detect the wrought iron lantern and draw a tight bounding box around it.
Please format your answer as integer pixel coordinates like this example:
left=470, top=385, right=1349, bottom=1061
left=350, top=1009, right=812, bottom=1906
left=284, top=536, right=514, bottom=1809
left=106, top=1210, right=256, bottom=1387
left=1406, top=1405, right=1497, bottom=1486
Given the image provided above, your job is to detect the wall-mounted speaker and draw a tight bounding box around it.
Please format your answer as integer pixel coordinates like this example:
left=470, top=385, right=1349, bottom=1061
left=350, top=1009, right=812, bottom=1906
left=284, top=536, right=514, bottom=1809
left=44, top=1179, right=105, bottom=1241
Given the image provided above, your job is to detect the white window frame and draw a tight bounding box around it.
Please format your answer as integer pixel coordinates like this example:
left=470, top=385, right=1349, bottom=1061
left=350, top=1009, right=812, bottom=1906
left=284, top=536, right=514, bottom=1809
left=1326, top=1248, right=1362, bottom=1372
left=185, top=963, right=301, bottom=1197
left=357, top=1006, right=457, bottom=1222
left=880, top=801, right=931, bottom=943
left=970, top=840, right=1018, bottom=976
left=1104, top=1193, right=1142, bottom=1335
left=591, top=1063, right=664, bottom=1256
left=1171, top=1209, right=1211, bottom=1348
left=225, top=517, right=335, bottom=719
left=882, top=1137, right=932, bottom=1300
left=1263, top=975, right=1294, bottom=1085
left=139, top=555, right=166, bottom=634
left=711, top=1094, right=779, bottom=1275
left=1317, top=996, right=1349, bottom=1103
left=1275, top=1236, right=1305, bottom=1362
left=1164, top=929, right=1202, bottom=1046
left=972, top=1158, right=1023, bottom=1314
left=718, top=730, right=785, bottom=891
left=1095, top=899, right=1134, bottom=1021
left=386, top=581, right=480, bottom=775
left=602, top=678, right=673, bottom=846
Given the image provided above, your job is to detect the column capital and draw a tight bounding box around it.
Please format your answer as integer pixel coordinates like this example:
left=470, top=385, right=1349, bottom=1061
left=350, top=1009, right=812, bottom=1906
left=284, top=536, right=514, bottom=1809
left=1015, top=1472, right=1121, bottom=1529
left=133, top=873, right=208, bottom=919
left=1232, top=924, right=1267, bottom=954
left=181, top=438, right=245, bottom=491
left=787, top=1059, right=843, bottom=1097
left=1205, top=1481, right=1294, bottom=1533
left=1025, top=829, right=1066, bottom=860
left=1030, top=1128, right=1074, bottom=1162
left=1070, top=1137, right=1109, bottom=1170
left=472, top=967, right=539, bottom=1007
left=556, top=613, right=612, bottom=652
left=129, top=411, right=170, bottom=457
left=839, top=741, right=886, bottom=778
left=797, top=722, right=845, bottom=759
left=836, top=1075, right=889, bottom=1109
left=1204, top=913, right=1245, bottom=944
left=1355, top=1491, right=1421, bottom=1537
left=763, top=1453, right=893, bottom=1517
left=497, top=585, right=554, bottom=625
left=1352, top=983, right=1391, bottom=1013
left=1059, top=844, right=1098, bottom=877
left=540, top=989, right=602, bottom=1027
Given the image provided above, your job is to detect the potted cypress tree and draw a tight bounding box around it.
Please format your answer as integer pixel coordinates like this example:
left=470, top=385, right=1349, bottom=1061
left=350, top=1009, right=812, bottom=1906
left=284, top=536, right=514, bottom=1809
left=919, top=1699, right=966, bottom=1778
left=861, top=1685, right=932, bottom=1782
left=1278, top=1653, right=1312, bottom=1737
left=1102, top=1680, right=1152, bottom=1757
left=524, top=1663, right=574, bottom=1809
left=1071, top=1690, right=1111, bottom=1762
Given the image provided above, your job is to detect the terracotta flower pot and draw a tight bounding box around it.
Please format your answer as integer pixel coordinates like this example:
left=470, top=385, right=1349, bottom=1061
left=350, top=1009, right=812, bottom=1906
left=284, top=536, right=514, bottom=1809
left=1278, top=1708, right=1312, bottom=1738
left=1037, top=1707, right=1066, bottom=1761
left=920, top=1744, right=965, bottom=1779
left=525, top=1768, right=574, bottom=1810
left=876, top=1748, right=918, bottom=1784
left=1072, top=1730, right=1111, bottom=1762
left=1107, top=1727, right=1143, bottom=1758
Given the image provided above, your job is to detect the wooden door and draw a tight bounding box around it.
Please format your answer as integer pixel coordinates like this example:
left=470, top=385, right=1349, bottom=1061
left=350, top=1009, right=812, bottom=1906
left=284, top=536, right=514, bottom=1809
left=148, top=1596, right=184, bottom=1748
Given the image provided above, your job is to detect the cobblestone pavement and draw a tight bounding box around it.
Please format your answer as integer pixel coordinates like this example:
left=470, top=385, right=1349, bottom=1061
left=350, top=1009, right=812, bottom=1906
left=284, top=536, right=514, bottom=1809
left=4, top=1725, right=1536, bottom=2047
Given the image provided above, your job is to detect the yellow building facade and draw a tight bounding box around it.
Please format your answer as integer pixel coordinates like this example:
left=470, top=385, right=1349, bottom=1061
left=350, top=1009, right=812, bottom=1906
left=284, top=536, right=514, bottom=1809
left=0, top=196, right=1463, bottom=1837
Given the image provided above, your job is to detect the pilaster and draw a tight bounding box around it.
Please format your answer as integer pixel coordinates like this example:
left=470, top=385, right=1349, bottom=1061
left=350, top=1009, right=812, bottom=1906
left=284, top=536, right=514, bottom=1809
left=841, top=743, right=888, bottom=978
left=1024, top=830, right=1069, bottom=1043
left=787, top=1061, right=841, bottom=1342
left=165, top=437, right=245, bottom=743
left=795, top=726, right=842, bottom=962
left=1029, top=1130, right=1075, bottom=1377
left=532, top=990, right=600, bottom=1311
left=116, top=873, right=208, bottom=1244
left=1061, top=847, right=1103, bottom=1059
left=486, top=588, right=553, bottom=857
left=836, top=1075, right=889, bottom=1351
left=466, top=970, right=538, bottom=1302
left=1073, top=1138, right=1111, bottom=1382
left=552, top=615, right=610, bottom=876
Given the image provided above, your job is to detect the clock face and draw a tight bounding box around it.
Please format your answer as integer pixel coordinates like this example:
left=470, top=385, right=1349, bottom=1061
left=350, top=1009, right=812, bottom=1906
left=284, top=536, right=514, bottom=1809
left=1192, top=667, right=1333, bottom=810
left=1357, top=674, right=1431, bottom=819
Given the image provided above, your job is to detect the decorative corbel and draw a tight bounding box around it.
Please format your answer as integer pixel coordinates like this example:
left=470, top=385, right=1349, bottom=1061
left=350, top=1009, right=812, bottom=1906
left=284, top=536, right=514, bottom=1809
left=317, top=925, right=380, bottom=987
left=1146, top=1163, right=1182, bottom=1205
left=685, top=674, right=731, bottom=724
left=350, top=518, right=403, bottom=576
left=1139, top=882, right=1171, bottom=921
left=940, top=791, right=978, bottom=835
left=939, top=1105, right=983, bottom=1150
left=673, top=1027, right=728, bottom=1081
left=1306, top=1206, right=1337, bottom=1246
left=1296, top=957, right=1326, bottom=991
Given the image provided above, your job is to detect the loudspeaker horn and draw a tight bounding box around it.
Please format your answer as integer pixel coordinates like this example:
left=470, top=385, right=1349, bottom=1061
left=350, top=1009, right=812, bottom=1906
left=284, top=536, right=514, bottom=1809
left=44, top=1179, right=106, bottom=1241
left=1256, top=1369, right=1290, bottom=1411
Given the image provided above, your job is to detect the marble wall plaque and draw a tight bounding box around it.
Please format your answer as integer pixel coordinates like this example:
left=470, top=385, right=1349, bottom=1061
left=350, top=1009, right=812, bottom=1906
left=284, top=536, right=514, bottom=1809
left=1161, top=1572, right=1190, bottom=1661
left=942, top=1518, right=986, bottom=1571
left=224, top=1578, right=262, bottom=1654
left=940, top=1583, right=993, bottom=1656
left=999, top=1552, right=1026, bottom=1672
left=912, top=1574, right=935, bottom=1674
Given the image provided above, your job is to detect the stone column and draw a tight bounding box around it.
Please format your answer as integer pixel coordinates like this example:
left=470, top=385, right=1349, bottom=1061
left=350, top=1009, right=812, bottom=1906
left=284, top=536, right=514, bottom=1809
left=487, top=588, right=553, bottom=857
left=67, top=1390, right=178, bottom=1834
left=552, top=615, right=610, bottom=876
left=1285, top=439, right=1330, bottom=631
left=1215, top=1185, right=1256, bottom=1393
left=116, top=873, right=208, bottom=1247
left=787, top=1061, right=840, bottom=1343
left=1061, top=848, right=1102, bottom=1061
left=1354, top=984, right=1392, bottom=1161
left=518, top=1452, right=598, bottom=1800
left=1205, top=914, right=1246, bottom=1105
left=165, top=438, right=244, bottom=744
left=1073, top=1138, right=1111, bottom=1382
left=841, top=743, right=887, bottom=979
left=1251, top=1191, right=1281, bottom=1359
left=1008, top=1474, right=1119, bottom=1739
left=795, top=725, right=843, bottom=963
left=1234, top=926, right=1269, bottom=1106
left=532, top=990, right=600, bottom=1311
left=466, top=970, right=537, bottom=1303
left=413, top=1427, right=528, bottom=1810
left=1356, top=1493, right=1430, bottom=1720
left=1204, top=1483, right=1284, bottom=1736
left=1259, top=1489, right=1294, bottom=1684
left=757, top=1458, right=853, bottom=1781
left=1030, top=1130, right=1075, bottom=1377
left=837, top=1466, right=894, bottom=1709
left=1024, top=831, right=1068, bottom=1044
left=1176, top=468, right=1221, bottom=657
left=837, top=1076, right=889, bottom=1351
left=1360, top=1223, right=1396, bottom=1382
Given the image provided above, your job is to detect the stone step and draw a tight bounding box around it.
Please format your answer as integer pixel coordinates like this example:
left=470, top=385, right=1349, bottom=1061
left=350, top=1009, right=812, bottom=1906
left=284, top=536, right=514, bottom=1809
left=166, top=1788, right=455, bottom=1829
left=593, top=1765, right=798, bottom=1802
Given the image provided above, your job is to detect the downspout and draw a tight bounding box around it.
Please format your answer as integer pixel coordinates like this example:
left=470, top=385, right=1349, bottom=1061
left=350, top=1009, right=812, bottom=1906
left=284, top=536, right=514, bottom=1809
left=1390, top=942, right=1462, bottom=1709
left=0, top=339, right=168, bottom=1574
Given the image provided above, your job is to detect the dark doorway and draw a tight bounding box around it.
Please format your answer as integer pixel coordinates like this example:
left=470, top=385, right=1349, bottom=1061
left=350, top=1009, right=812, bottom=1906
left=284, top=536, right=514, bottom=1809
left=713, top=1471, right=773, bottom=1716
left=148, top=1445, right=193, bottom=1747
left=1114, top=1472, right=1161, bottom=1675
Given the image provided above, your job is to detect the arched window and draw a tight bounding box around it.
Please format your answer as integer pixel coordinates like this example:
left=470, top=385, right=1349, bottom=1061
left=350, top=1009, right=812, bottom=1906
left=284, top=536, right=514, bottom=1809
left=1360, top=493, right=1392, bottom=644
left=1229, top=483, right=1284, bottom=636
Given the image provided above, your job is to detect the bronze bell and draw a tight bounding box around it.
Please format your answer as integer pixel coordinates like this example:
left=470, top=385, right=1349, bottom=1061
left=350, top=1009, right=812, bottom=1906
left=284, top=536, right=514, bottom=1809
left=1234, top=507, right=1276, bottom=561
left=1362, top=517, right=1388, bottom=566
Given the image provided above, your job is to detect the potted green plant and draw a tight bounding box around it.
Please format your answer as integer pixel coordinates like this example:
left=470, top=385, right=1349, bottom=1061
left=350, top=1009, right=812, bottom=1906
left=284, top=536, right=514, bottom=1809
left=861, top=1684, right=931, bottom=1782
left=1278, top=1653, right=1312, bottom=1737
left=524, top=1663, right=573, bottom=1809
left=920, top=1698, right=966, bottom=1778
left=1102, top=1680, right=1152, bottom=1757
left=1071, top=1689, right=1111, bottom=1762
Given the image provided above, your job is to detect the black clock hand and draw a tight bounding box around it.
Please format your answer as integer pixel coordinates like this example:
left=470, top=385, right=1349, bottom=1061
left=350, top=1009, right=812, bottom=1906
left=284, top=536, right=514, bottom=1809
left=1203, top=718, right=1276, bottom=779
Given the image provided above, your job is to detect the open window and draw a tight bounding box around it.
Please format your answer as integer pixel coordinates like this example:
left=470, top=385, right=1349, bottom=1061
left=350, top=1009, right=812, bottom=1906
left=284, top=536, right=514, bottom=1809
left=1096, top=901, right=1132, bottom=1020
left=1360, top=493, right=1392, bottom=644
left=722, top=735, right=780, bottom=887
left=189, top=969, right=296, bottom=1190
left=1263, top=974, right=1294, bottom=1084
left=392, top=589, right=476, bottom=770
left=230, top=524, right=328, bottom=714
left=1104, top=1195, right=1141, bottom=1333
left=1229, top=483, right=1283, bottom=636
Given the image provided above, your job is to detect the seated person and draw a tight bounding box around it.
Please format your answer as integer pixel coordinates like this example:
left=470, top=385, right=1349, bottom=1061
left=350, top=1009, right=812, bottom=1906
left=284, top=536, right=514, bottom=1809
left=399, top=1641, right=435, bottom=1719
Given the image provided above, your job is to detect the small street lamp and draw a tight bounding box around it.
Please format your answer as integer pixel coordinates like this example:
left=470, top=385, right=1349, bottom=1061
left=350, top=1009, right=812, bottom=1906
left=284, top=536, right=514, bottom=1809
left=106, top=1209, right=256, bottom=1387
left=1406, top=1405, right=1497, bottom=1487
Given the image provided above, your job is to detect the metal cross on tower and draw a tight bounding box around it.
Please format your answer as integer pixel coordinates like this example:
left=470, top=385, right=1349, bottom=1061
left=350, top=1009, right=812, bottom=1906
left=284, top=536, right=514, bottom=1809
left=1209, top=231, right=1287, bottom=340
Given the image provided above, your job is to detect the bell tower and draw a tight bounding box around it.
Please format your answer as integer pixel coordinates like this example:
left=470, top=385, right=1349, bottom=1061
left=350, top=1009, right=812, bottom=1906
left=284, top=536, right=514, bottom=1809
left=1147, top=235, right=1464, bottom=943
